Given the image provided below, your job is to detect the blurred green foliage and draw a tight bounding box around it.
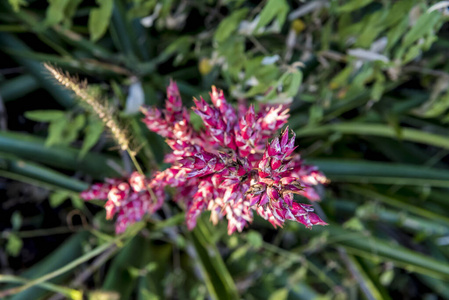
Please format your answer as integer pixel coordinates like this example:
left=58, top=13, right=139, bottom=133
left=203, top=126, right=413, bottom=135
left=1, top=0, right=449, bottom=299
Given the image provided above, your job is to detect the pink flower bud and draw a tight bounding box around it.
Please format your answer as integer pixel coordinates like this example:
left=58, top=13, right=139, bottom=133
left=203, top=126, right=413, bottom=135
left=129, top=172, right=146, bottom=192
left=267, top=186, right=280, bottom=200
left=270, top=157, right=282, bottom=170
left=108, top=183, right=130, bottom=205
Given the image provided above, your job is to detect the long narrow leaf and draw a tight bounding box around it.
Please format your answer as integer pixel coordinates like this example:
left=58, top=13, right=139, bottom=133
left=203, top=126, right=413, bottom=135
left=302, top=225, right=449, bottom=280
left=0, top=33, right=74, bottom=107
left=0, top=74, right=39, bottom=102
left=189, top=219, right=239, bottom=300
left=0, top=131, right=120, bottom=178
left=308, top=159, right=449, bottom=187
left=0, top=156, right=88, bottom=192
left=297, top=123, right=449, bottom=150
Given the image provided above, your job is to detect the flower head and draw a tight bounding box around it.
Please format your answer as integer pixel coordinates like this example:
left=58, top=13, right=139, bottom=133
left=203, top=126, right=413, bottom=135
left=82, top=81, right=328, bottom=234
left=81, top=172, right=164, bottom=233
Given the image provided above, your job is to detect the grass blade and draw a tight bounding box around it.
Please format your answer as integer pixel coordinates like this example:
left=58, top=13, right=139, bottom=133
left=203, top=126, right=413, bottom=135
left=189, top=219, right=239, bottom=300
left=0, top=33, right=75, bottom=108
left=0, top=75, right=39, bottom=102
left=297, top=123, right=449, bottom=150
left=0, top=155, right=88, bottom=192
left=309, top=159, right=449, bottom=187
left=303, top=225, right=449, bottom=280
left=0, top=131, right=120, bottom=178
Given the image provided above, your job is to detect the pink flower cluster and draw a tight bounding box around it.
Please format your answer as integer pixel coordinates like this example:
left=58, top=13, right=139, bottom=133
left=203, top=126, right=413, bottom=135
left=81, top=81, right=328, bottom=234
left=81, top=172, right=164, bottom=233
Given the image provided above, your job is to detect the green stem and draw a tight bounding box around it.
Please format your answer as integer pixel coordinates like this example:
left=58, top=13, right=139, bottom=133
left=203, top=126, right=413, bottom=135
left=0, top=275, right=82, bottom=300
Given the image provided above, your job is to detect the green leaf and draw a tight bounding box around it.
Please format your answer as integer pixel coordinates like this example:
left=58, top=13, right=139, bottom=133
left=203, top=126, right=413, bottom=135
left=214, top=9, right=248, bottom=43
left=71, top=194, right=85, bottom=209
left=246, top=231, right=263, bottom=249
left=380, top=269, right=394, bottom=286
left=189, top=219, right=239, bottom=300
left=59, top=114, right=85, bottom=146
left=256, top=0, right=289, bottom=31
left=383, top=1, right=415, bottom=28
left=336, top=0, right=373, bottom=13
left=135, top=244, right=172, bottom=300
left=63, top=0, right=83, bottom=27
left=11, top=211, right=22, bottom=231
left=73, top=114, right=86, bottom=129
left=296, top=123, right=449, bottom=152
left=0, top=75, right=39, bottom=103
left=422, top=92, right=449, bottom=118
left=268, top=288, right=289, bottom=300
left=263, top=69, right=302, bottom=101
left=137, top=288, right=159, bottom=300
left=0, top=156, right=88, bottom=192
left=309, top=105, right=323, bottom=125
left=156, top=36, right=193, bottom=65
left=244, top=56, right=279, bottom=86
left=26, top=111, right=85, bottom=148
left=8, top=0, right=27, bottom=12
left=402, top=11, right=441, bottom=49
left=0, top=131, right=119, bottom=178
left=403, top=42, right=424, bottom=63
left=418, top=275, right=449, bottom=300
left=44, top=0, right=71, bottom=27
left=386, top=17, right=409, bottom=51
left=346, top=187, right=449, bottom=225
left=89, top=291, right=120, bottom=300
left=49, top=191, right=70, bottom=208
left=342, top=217, right=365, bottom=231
left=330, top=65, right=353, bottom=89
left=25, top=110, right=65, bottom=122
left=153, top=213, right=185, bottom=230
left=308, top=159, right=449, bottom=187
left=355, top=10, right=386, bottom=48
left=284, top=69, right=303, bottom=97
left=89, top=0, right=114, bottom=42
left=6, top=233, right=23, bottom=257
left=0, top=33, right=75, bottom=108
left=347, top=256, right=390, bottom=300
left=371, top=71, right=385, bottom=101
left=324, top=225, right=449, bottom=280
left=46, top=118, right=69, bottom=147
left=79, top=119, right=104, bottom=159
left=217, top=37, right=246, bottom=80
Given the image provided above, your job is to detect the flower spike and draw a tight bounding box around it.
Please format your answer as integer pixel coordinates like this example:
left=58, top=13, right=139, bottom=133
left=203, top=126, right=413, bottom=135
left=82, top=82, right=328, bottom=234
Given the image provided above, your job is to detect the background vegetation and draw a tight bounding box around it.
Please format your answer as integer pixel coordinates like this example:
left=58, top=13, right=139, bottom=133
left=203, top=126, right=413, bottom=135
left=1, top=0, right=449, bottom=299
